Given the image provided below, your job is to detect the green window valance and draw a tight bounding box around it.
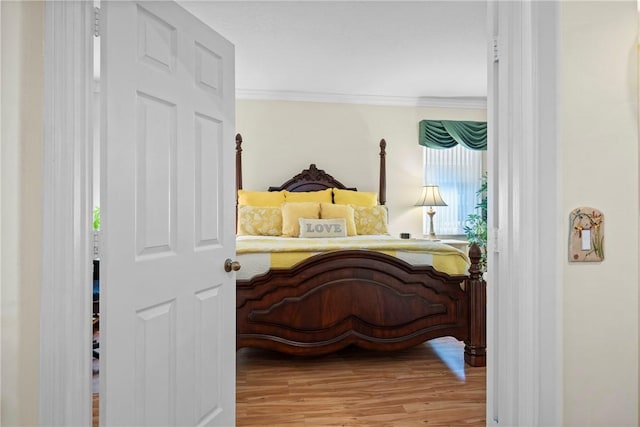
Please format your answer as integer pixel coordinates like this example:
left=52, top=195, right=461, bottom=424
left=419, top=120, right=487, bottom=151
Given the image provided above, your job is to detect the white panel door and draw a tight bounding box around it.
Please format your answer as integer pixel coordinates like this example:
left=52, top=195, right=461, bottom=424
left=100, top=1, right=235, bottom=425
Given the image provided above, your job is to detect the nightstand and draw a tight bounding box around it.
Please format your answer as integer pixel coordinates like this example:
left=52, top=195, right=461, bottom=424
left=439, top=239, right=469, bottom=252
left=440, top=239, right=469, bottom=254
left=411, top=238, right=469, bottom=253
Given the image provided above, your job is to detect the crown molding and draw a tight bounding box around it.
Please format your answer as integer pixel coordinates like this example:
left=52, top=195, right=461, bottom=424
left=416, top=96, right=487, bottom=109
left=236, top=89, right=487, bottom=109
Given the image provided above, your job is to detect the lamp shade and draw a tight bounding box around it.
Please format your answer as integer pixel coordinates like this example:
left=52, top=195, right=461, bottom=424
left=415, top=185, right=447, bottom=207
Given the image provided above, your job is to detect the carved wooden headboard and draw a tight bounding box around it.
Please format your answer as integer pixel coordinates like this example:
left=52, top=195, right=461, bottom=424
left=235, top=133, right=387, bottom=204
left=267, top=164, right=355, bottom=193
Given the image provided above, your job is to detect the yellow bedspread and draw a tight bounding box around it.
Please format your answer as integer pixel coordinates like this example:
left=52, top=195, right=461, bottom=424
left=236, top=235, right=469, bottom=275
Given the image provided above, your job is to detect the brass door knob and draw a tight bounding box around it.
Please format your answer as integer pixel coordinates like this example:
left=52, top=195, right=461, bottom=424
left=224, top=258, right=241, bottom=272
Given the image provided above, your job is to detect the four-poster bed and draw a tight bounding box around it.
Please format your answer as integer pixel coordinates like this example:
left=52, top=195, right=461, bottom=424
left=234, top=134, right=486, bottom=367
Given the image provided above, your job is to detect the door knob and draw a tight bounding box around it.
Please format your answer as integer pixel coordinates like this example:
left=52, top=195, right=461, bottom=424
left=224, top=259, right=241, bottom=272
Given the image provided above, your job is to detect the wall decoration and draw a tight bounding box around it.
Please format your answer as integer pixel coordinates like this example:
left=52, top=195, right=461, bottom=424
left=569, top=207, right=604, bottom=262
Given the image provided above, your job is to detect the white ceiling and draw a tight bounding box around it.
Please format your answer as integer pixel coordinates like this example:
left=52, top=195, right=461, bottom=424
left=179, top=1, right=488, bottom=106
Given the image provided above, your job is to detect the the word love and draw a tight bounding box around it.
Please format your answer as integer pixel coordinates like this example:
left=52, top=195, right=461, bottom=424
left=305, top=223, right=343, bottom=233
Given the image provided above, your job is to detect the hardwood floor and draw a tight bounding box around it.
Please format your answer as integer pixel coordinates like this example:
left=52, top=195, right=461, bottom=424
left=236, top=337, right=486, bottom=426
left=92, top=393, right=98, bottom=426
left=93, top=337, right=485, bottom=426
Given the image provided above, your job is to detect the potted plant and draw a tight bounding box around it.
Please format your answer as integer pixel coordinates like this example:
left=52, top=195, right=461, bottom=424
left=463, top=173, right=487, bottom=271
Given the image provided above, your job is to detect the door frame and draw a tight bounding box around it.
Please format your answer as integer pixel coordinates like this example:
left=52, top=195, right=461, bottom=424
left=487, top=1, right=561, bottom=425
left=39, top=1, right=563, bottom=425
left=40, top=1, right=94, bottom=425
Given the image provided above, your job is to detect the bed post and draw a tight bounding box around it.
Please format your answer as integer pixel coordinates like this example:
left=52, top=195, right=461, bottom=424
left=379, top=139, right=386, bottom=206
left=236, top=133, right=243, bottom=192
left=464, top=243, right=486, bottom=367
left=236, top=133, right=243, bottom=226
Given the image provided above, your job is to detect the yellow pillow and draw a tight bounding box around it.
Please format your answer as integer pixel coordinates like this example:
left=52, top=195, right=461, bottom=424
left=353, top=205, right=389, bottom=235
left=237, top=206, right=282, bottom=236
left=320, top=203, right=356, bottom=236
left=284, top=188, right=333, bottom=203
left=333, top=188, right=377, bottom=207
left=281, top=202, right=321, bottom=237
left=237, top=189, right=285, bottom=207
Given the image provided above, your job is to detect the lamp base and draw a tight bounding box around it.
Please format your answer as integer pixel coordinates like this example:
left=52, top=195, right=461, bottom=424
left=426, top=208, right=440, bottom=241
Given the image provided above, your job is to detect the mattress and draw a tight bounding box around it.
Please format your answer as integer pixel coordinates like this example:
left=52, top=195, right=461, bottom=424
left=235, top=235, right=469, bottom=280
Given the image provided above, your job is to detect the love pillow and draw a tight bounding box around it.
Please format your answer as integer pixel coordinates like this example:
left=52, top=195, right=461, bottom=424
left=298, top=218, right=347, bottom=238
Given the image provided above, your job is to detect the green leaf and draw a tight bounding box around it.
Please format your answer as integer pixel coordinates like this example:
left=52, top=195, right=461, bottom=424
left=93, top=206, right=100, bottom=231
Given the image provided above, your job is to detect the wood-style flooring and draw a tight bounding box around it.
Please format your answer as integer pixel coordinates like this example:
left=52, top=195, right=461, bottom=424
left=93, top=337, right=485, bottom=426
left=236, top=337, right=486, bottom=426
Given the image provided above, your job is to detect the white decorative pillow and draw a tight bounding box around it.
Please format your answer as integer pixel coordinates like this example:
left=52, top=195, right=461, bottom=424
left=352, top=205, right=389, bottom=235
left=298, top=218, right=347, bottom=238
left=237, top=206, right=282, bottom=236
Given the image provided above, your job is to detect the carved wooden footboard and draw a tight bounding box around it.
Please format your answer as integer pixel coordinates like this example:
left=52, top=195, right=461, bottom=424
left=236, top=245, right=486, bottom=367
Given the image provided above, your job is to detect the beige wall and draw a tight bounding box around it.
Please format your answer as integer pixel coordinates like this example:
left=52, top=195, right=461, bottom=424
left=1, top=1, right=44, bottom=425
left=236, top=100, right=486, bottom=238
left=3, top=2, right=639, bottom=425
left=561, top=1, right=639, bottom=425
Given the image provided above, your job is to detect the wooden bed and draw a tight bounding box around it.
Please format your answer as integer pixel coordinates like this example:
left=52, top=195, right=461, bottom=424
left=235, top=134, right=486, bottom=367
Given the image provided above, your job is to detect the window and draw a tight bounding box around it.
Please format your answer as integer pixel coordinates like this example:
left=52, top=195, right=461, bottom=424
left=423, top=145, right=483, bottom=236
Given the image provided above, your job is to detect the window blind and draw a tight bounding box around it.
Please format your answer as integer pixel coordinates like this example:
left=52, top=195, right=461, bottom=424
left=423, top=145, right=483, bottom=236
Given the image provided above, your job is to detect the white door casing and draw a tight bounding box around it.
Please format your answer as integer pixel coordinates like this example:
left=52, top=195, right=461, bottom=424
left=40, top=2, right=94, bottom=425
left=486, top=1, right=561, bottom=425
left=100, top=2, right=236, bottom=425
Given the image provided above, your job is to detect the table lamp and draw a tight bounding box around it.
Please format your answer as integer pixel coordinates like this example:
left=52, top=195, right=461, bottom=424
left=415, top=184, right=447, bottom=241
